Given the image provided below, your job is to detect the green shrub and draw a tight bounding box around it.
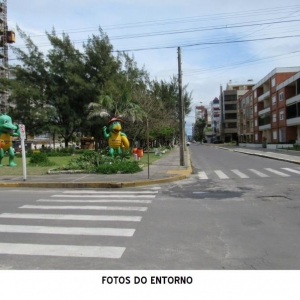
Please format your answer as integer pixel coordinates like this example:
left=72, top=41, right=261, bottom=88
left=28, top=152, right=56, bottom=167
left=66, top=150, right=142, bottom=174
left=95, top=161, right=142, bottom=174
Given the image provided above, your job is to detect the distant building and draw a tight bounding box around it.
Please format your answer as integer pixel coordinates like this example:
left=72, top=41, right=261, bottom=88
left=210, top=97, right=220, bottom=140
left=220, top=80, right=255, bottom=142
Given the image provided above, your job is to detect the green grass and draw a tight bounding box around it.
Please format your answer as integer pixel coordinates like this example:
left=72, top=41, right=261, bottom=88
left=0, top=150, right=171, bottom=176
left=0, top=155, right=78, bottom=176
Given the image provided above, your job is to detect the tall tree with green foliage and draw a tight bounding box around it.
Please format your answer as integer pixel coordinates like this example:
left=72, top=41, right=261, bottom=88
left=193, top=118, right=207, bottom=142
left=7, top=26, right=122, bottom=147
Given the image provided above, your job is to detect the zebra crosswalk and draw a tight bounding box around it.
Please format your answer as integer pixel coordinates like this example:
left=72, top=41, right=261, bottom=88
left=0, top=189, right=158, bottom=260
left=197, top=167, right=300, bottom=180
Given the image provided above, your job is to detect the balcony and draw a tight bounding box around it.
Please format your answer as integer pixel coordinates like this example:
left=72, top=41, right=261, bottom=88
left=286, top=94, right=300, bottom=106
left=287, top=117, right=300, bottom=126
left=258, top=106, right=270, bottom=116
left=259, top=124, right=271, bottom=131
left=258, top=90, right=270, bottom=102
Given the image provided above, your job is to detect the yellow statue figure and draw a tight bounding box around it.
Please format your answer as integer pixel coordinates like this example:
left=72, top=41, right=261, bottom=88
left=103, top=118, right=130, bottom=157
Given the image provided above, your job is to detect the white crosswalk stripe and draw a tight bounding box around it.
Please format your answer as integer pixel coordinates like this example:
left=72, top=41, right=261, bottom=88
left=20, top=205, right=148, bottom=211
left=281, top=168, right=300, bottom=175
left=0, top=189, right=156, bottom=259
left=196, top=167, right=300, bottom=180
left=0, top=243, right=125, bottom=258
left=198, top=171, right=208, bottom=180
left=214, top=170, right=229, bottom=179
left=248, top=169, right=269, bottom=177
left=0, top=213, right=142, bottom=222
left=231, top=169, right=249, bottom=178
left=0, top=224, right=135, bottom=236
left=264, top=168, right=290, bottom=177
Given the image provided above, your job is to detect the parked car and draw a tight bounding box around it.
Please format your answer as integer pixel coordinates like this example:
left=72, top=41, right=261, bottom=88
left=213, top=140, right=223, bottom=144
left=186, top=141, right=190, bottom=146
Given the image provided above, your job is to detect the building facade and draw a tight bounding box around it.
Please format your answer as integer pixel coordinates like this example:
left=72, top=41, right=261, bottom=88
left=220, top=80, right=255, bottom=142
left=0, top=0, right=15, bottom=111
left=210, top=97, right=220, bottom=140
left=238, top=67, right=300, bottom=145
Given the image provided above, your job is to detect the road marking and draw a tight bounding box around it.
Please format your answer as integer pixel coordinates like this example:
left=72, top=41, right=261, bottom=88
left=281, top=168, right=300, bottom=175
left=52, top=195, right=155, bottom=198
left=0, top=213, right=142, bottom=222
left=0, top=243, right=125, bottom=258
left=214, top=170, right=229, bottom=179
left=248, top=169, right=269, bottom=177
left=20, top=205, right=148, bottom=211
left=198, top=171, right=208, bottom=180
left=264, top=168, right=290, bottom=177
left=63, top=191, right=158, bottom=194
left=231, top=169, right=249, bottom=178
left=0, top=224, right=135, bottom=236
left=38, top=199, right=152, bottom=204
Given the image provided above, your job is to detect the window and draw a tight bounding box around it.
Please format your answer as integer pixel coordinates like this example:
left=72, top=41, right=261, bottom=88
left=254, top=104, right=257, bottom=113
left=280, top=111, right=284, bottom=120
left=254, top=90, right=257, bottom=98
left=272, top=113, right=277, bottom=122
left=279, top=92, right=284, bottom=102
left=255, top=133, right=258, bottom=141
left=255, top=119, right=258, bottom=126
left=272, top=95, right=276, bottom=105
left=273, top=130, right=277, bottom=140
left=279, top=128, right=285, bottom=142
left=272, top=77, right=276, bottom=87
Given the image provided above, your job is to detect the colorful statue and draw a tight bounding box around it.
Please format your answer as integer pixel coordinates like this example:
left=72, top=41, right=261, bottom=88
left=0, top=114, right=20, bottom=167
left=103, top=118, right=130, bottom=157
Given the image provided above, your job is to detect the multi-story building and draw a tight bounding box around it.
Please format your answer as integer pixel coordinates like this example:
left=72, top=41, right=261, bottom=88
left=220, top=80, right=255, bottom=142
left=237, top=89, right=254, bottom=143
left=238, top=67, right=300, bottom=145
left=279, top=71, right=300, bottom=144
left=0, top=0, right=15, bottom=111
left=195, top=105, right=207, bottom=122
left=210, top=97, right=220, bottom=140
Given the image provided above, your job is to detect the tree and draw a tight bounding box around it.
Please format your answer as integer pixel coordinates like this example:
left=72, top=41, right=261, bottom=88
left=193, top=118, right=206, bottom=142
left=7, top=27, right=122, bottom=147
left=4, top=26, right=193, bottom=149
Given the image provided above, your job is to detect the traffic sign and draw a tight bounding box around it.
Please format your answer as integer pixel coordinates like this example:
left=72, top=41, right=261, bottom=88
left=19, top=124, right=26, bottom=139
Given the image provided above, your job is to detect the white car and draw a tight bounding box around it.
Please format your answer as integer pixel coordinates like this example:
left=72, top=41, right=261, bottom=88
left=186, top=141, right=190, bottom=146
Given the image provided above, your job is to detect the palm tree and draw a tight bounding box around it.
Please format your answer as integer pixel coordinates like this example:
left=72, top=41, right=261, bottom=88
left=87, top=91, right=145, bottom=122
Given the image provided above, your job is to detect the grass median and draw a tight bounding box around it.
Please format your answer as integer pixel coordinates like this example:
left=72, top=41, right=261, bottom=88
left=0, top=150, right=171, bottom=176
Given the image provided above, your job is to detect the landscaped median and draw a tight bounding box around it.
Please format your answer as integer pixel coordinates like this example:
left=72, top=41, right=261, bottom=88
left=0, top=147, right=174, bottom=176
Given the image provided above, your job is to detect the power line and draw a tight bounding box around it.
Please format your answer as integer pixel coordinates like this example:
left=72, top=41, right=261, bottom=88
left=113, top=34, right=300, bottom=52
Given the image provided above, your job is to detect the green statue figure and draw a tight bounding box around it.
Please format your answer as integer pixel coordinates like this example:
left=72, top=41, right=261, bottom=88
left=0, top=114, right=20, bottom=166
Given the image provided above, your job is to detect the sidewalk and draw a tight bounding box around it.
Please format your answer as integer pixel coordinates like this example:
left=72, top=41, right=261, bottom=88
left=215, top=145, right=300, bottom=164
left=0, top=147, right=192, bottom=188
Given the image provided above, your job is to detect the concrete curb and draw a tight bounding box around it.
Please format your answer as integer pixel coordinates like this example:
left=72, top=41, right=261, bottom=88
left=0, top=173, right=189, bottom=189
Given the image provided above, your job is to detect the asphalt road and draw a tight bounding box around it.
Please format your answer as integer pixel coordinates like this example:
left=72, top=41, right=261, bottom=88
left=0, top=144, right=300, bottom=269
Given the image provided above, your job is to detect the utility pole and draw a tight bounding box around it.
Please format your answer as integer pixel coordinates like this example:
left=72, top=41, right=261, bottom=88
left=178, top=47, right=185, bottom=166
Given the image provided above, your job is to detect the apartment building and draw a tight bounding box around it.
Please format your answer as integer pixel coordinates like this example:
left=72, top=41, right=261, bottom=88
left=0, top=0, right=16, bottom=111
left=237, top=89, right=254, bottom=143
left=238, top=67, right=300, bottom=145
left=210, top=97, right=220, bottom=139
left=220, top=80, right=255, bottom=142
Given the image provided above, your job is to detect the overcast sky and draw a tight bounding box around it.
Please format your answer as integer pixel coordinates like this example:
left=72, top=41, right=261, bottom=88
left=6, top=0, right=300, bottom=135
